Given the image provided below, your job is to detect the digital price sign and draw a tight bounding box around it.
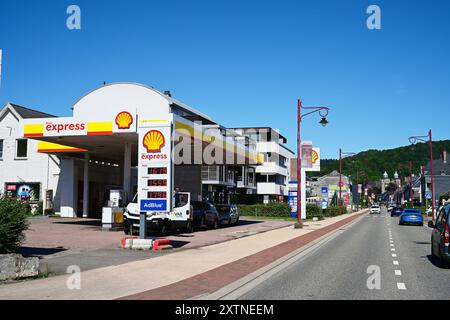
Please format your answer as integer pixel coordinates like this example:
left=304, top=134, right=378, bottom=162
left=148, top=167, right=167, bottom=175
left=147, top=179, right=167, bottom=187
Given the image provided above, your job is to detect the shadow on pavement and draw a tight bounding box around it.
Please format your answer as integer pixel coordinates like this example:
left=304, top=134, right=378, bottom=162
left=426, top=254, right=450, bottom=269
left=51, top=219, right=101, bottom=227
left=18, top=246, right=67, bottom=257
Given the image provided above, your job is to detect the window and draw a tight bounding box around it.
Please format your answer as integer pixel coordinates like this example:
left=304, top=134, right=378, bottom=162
left=0, top=139, right=3, bottom=158
left=16, top=139, right=27, bottom=158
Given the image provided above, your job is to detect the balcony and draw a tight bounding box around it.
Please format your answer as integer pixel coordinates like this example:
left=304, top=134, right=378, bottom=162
left=257, top=182, right=287, bottom=195
left=255, top=162, right=288, bottom=176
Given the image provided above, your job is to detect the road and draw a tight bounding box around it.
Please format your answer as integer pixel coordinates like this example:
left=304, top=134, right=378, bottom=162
left=238, top=207, right=450, bottom=300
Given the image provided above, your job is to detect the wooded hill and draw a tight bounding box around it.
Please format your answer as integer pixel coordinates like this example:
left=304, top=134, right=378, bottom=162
left=311, top=140, right=450, bottom=183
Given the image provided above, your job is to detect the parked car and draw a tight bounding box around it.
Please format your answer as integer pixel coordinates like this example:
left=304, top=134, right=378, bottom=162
left=387, top=204, right=395, bottom=212
left=399, top=208, right=424, bottom=226
left=428, top=204, right=450, bottom=267
left=215, top=204, right=240, bottom=226
left=192, top=201, right=221, bottom=229
left=391, top=207, right=403, bottom=217
left=370, top=205, right=381, bottom=214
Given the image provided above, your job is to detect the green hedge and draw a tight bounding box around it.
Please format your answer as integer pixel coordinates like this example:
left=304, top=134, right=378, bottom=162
left=238, top=203, right=348, bottom=219
left=0, top=197, right=30, bottom=254
left=306, top=204, right=322, bottom=219
left=237, top=203, right=292, bottom=217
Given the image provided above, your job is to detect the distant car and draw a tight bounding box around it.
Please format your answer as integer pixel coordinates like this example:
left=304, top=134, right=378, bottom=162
left=399, top=208, right=424, bottom=226
left=370, top=205, right=381, bottom=214
left=387, top=204, right=395, bottom=212
left=215, top=204, right=240, bottom=226
left=428, top=203, right=450, bottom=267
left=391, top=207, right=403, bottom=217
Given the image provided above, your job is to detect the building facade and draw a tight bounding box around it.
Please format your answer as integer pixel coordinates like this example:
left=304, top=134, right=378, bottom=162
left=0, top=103, right=61, bottom=213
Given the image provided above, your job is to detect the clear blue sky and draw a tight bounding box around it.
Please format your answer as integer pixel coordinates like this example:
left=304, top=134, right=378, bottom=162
left=1, top=0, right=449, bottom=158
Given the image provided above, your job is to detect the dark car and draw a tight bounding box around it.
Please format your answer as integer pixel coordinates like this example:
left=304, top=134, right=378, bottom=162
left=428, top=203, right=450, bottom=267
left=215, top=204, right=240, bottom=226
left=192, top=201, right=220, bottom=229
left=399, top=208, right=424, bottom=226
left=391, top=207, right=403, bottom=217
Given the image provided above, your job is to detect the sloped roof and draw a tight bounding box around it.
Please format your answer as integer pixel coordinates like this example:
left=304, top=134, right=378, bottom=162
left=9, top=103, right=55, bottom=118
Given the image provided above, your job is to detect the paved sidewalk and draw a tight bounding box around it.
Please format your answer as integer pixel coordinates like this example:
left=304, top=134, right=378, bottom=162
left=0, top=210, right=367, bottom=300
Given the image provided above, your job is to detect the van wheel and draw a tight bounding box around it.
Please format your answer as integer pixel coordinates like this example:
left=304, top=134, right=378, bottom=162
left=185, top=220, right=194, bottom=233
left=160, top=224, right=168, bottom=235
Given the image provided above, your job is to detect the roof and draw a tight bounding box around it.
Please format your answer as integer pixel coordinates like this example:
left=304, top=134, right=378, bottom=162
left=8, top=103, right=55, bottom=118
left=424, top=157, right=450, bottom=176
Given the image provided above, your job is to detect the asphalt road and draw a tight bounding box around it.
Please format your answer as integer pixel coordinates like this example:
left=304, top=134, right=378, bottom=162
left=239, top=207, right=450, bottom=300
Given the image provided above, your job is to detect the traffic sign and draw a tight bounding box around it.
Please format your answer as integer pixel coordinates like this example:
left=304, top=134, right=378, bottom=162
left=321, top=200, right=328, bottom=209
left=425, top=192, right=432, bottom=200
left=321, top=186, right=328, bottom=194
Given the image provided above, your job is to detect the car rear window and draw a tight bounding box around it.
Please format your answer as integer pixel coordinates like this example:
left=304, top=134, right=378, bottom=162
left=403, top=209, right=421, bottom=214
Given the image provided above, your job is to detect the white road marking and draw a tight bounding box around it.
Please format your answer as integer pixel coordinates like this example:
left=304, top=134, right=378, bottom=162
left=391, top=248, right=396, bottom=251
left=395, top=270, right=402, bottom=276
left=393, top=260, right=399, bottom=265
left=397, top=283, right=407, bottom=290
left=390, top=244, right=394, bottom=247
left=392, top=253, right=397, bottom=257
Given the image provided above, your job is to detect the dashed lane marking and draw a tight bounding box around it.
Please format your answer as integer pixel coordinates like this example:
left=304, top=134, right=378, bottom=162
left=393, top=260, right=399, bottom=265
left=397, top=283, right=407, bottom=290
left=395, top=270, right=402, bottom=276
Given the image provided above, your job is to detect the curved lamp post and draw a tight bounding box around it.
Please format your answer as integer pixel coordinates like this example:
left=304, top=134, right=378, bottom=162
left=408, top=130, right=435, bottom=222
left=297, top=99, right=331, bottom=225
left=339, top=149, right=356, bottom=213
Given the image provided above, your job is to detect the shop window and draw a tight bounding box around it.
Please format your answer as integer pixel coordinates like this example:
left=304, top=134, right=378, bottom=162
left=16, top=139, right=28, bottom=158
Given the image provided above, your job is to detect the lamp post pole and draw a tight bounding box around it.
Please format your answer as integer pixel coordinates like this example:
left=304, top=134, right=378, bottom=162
left=339, top=148, right=342, bottom=210
left=296, top=99, right=330, bottom=225
left=297, top=100, right=302, bottom=225
left=408, top=129, right=435, bottom=222
left=409, top=160, right=413, bottom=208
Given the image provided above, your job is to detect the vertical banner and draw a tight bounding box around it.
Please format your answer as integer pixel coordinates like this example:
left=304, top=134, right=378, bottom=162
left=137, top=120, right=173, bottom=212
left=301, top=141, right=312, bottom=169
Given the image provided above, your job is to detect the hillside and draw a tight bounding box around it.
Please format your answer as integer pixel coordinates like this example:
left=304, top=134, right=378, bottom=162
left=310, top=140, right=450, bottom=182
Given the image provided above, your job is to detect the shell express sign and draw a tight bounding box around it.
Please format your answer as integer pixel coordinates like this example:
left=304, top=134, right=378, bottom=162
left=138, top=122, right=172, bottom=212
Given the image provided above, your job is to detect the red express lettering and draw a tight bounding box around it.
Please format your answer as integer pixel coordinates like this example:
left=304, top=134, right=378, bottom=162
left=46, top=123, right=86, bottom=133
left=141, top=154, right=168, bottom=160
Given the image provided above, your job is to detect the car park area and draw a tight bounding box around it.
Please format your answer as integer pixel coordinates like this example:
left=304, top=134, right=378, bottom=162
left=17, top=216, right=294, bottom=277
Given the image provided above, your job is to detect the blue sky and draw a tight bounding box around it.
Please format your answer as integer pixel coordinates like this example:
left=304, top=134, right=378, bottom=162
left=0, top=0, right=449, bottom=158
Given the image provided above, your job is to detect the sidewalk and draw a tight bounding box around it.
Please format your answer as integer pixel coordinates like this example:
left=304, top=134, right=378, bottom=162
left=0, top=210, right=367, bottom=300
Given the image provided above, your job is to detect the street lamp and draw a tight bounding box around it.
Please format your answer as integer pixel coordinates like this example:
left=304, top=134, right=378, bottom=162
left=339, top=148, right=356, bottom=214
left=297, top=99, right=331, bottom=226
left=408, top=130, right=435, bottom=222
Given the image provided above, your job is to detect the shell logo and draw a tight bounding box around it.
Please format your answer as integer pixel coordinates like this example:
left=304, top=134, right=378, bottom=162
left=311, top=150, right=319, bottom=164
left=115, top=111, right=133, bottom=129
left=143, top=130, right=165, bottom=153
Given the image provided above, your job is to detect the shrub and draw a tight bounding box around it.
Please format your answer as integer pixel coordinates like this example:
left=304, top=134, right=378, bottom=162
left=237, top=203, right=292, bottom=217
left=324, top=206, right=347, bottom=217
left=306, top=204, right=321, bottom=219
left=0, top=197, right=30, bottom=254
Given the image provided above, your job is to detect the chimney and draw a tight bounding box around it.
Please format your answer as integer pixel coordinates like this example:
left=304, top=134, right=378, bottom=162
left=443, top=150, right=448, bottom=164
left=163, top=90, right=172, bottom=97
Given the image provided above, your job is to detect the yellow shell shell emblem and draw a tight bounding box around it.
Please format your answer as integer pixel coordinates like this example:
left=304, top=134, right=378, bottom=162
left=115, top=111, right=133, bottom=129
left=311, top=149, right=318, bottom=164
left=143, top=130, right=165, bottom=153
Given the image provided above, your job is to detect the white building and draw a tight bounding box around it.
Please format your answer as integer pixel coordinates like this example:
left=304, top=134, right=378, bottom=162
left=0, top=103, right=61, bottom=212
left=230, top=127, right=295, bottom=203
